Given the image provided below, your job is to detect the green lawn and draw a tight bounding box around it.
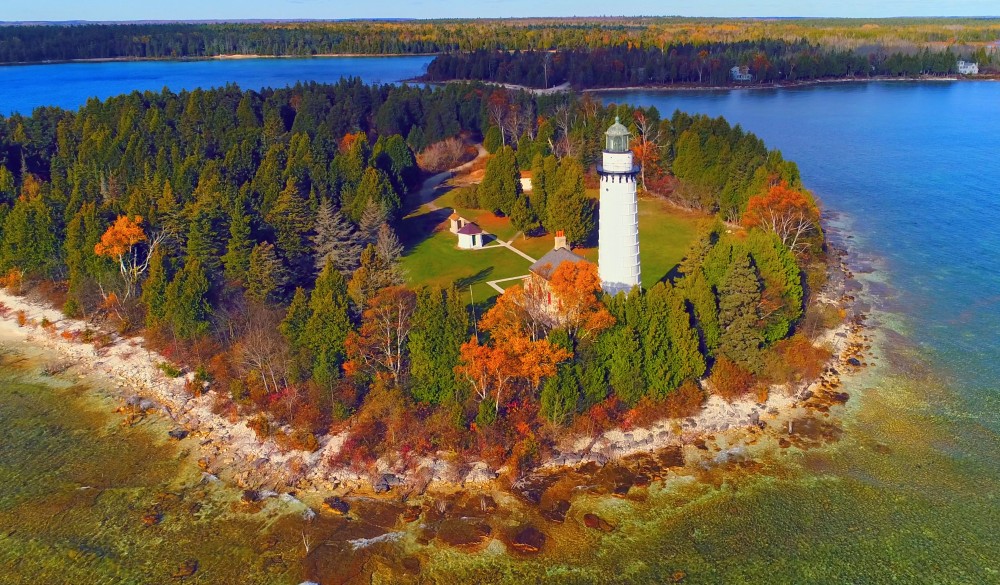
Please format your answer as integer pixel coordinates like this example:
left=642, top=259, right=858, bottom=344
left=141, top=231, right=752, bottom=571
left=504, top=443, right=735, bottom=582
left=400, top=209, right=532, bottom=302
left=509, top=198, right=705, bottom=287
left=400, top=187, right=705, bottom=304
left=635, top=198, right=705, bottom=287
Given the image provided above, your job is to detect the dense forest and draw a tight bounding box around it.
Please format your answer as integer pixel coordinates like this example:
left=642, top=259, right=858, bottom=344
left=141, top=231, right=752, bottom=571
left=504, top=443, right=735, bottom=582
left=424, top=41, right=993, bottom=89
left=0, top=18, right=998, bottom=63
left=0, top=80, right=829, bottom=474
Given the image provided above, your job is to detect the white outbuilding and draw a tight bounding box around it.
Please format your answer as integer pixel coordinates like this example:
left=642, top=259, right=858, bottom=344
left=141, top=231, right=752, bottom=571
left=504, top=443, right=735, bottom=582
left=457, top=222, right=485, bottom=249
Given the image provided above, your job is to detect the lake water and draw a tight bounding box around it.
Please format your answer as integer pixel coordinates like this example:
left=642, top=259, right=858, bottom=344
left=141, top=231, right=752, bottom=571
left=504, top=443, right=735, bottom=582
left=1, top=61, right=998, bottom=583
left=0, top=56, right=433, bottom=115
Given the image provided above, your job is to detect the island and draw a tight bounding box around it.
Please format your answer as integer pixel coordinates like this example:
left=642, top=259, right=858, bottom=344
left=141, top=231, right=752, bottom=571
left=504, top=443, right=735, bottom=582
left=0, top=79, right=871, bottom=581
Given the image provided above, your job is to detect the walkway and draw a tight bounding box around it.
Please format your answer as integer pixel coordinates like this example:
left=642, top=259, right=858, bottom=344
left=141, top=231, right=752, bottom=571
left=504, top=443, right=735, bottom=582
left=413, top=143, right=488, bottom=211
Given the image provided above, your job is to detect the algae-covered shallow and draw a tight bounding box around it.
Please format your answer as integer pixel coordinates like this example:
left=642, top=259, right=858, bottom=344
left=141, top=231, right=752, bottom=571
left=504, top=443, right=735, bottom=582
left=0, top=364, right=307, bottom=584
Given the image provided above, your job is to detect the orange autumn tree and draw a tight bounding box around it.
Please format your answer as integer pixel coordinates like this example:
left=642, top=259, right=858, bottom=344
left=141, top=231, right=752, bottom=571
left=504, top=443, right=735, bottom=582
left=547, top=261, right=616, bottom=341
left=94, top=215, right=164, bottom=300
left=456, top=285, right=572, bottom=416
left=742, top=181, right=821, bottom=254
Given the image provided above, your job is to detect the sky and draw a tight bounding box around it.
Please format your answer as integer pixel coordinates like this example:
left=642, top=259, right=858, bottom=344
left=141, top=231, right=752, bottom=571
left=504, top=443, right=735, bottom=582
left=1, top=0, right=996, bottom=22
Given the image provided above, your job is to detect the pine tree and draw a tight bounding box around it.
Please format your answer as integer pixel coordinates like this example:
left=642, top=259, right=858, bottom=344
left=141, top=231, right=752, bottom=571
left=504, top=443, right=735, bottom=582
left=509, top=194, right=539, bottom=235
left=374, top=222, right=404, bottom=266
left=357, top=199, right=388, bottom=246
left=165, top=257, right=212, bottom=340
left=540, top=363, right=580, bottom=425
left=222, top=205, right=254, bottom=284
left=280, top=286, right=313, bottom=383
left=185, top=199, right=226, bottom=279
left=528, top=153, right=556, bottom=222
left=246, top=242, right=288, bottom=304
left=311, top=197, right=362, bottom=274
left=665, top=284, right=707, bottom=386
left=546, top=158, right=593, bottom=245
left=0, top=190, right=59, bottom=278
left=348, top=243, right=404, bottom=310
left=478, top=145, right=521, bottom=215
left=266, top=177, right=314, bottom=279
left=345, top=167, right=399, bottom=222
left=680, top=268, right=721, bottom=354
left=717, top=252, right=764, bottom=370
left=303, top=259, right=353, bottom=388
left=409, top=286, right=469, bottom=404
left=141, top=246, right=170, bottom=328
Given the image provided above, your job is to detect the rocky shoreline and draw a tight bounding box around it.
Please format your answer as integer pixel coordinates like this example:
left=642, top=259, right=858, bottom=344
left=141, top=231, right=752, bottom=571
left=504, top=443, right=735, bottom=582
left=0, top=235, right=871, bottom=532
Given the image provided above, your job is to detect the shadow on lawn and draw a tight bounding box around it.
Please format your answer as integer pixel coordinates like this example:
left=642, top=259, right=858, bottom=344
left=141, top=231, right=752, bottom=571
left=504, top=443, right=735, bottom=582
left=399, top=207, right=452, bottom=250
left=455, top=267, right=494, bottom=290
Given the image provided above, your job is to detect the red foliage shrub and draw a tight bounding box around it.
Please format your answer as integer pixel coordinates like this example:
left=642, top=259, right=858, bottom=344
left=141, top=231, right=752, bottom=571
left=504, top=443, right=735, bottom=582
left=710, top=356, right=756, bottom=402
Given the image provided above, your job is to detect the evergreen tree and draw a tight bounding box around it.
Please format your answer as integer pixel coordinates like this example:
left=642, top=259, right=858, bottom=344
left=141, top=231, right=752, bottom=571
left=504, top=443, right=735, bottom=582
left=184, top=199, right=226, bottom=279
left=717, top=252, right=764, bottom=370
left=280, top=286, right=313, bottom=383
left=221, top=204, right=254, bottom=283
left=408, top=286, right=468, bottom=404
left=311, top=197, right=362, bottom=274
left=0, top=190, right=59, bottom=278
left=528, top=153, right=556, bottom=222
left=266, top=177, right=314, bottom=279
left=345, top=167, right=399, bottom=222
left=478, top=145, right=521, bottom=215
left=347, top=243, right=405, bottom=310
left=509, top=194, right=540, bottom=235
left=357, top=199, right=388, bottom=245
left=303, top=259, right=353, bottom=388
left=374, top=222, right=404, bottom=266
left=680, top=267, right=721, bottom=355
left=165, top=257, right=212, bottom=340
left=246, top=242, right=288, bottom=304
left=141, top=246, right=170, bottom=328
left=664, top=284, right=707, bottom=386
left=540, top=363, right=580, bottom=425
left=546, top=158, right=593, bottom=245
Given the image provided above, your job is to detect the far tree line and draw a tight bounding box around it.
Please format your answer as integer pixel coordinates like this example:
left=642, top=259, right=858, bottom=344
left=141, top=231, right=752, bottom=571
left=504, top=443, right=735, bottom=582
left=424, top=43, right=994, bottom=90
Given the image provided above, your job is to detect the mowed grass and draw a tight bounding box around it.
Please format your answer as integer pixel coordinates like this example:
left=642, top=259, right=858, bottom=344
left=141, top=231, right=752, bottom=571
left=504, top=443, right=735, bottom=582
left=635, top=198, right=706, bottom=286
left=399, top=204, right=532, bottom=301
left=401, top=185, right=705, bottom=302
left=509, top=198, right=706, bottom=287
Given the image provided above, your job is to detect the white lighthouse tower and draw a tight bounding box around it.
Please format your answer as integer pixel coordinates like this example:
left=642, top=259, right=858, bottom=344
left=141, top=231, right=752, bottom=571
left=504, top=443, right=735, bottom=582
left=598, top=116, right=641, bottom=294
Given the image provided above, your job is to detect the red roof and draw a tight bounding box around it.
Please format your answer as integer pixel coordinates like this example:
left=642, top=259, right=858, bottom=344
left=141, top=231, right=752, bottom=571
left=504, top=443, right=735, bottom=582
left=449, top=212, right=461, bottom=220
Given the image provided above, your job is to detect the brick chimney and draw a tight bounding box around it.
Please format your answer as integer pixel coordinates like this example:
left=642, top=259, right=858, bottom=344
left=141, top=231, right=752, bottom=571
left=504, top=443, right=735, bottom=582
left=554, top=230, right=567, bottom=250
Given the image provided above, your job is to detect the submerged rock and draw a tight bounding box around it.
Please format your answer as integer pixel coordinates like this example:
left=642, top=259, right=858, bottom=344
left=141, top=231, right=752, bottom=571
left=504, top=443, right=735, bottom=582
left=541, top=499, right=571, bottom=523
left=168, top=429, right=189, bottom=440
left=322, top=496, right=350, bottom=515
left=510, top=526, right=546, bottom=554
left=373, top=473, right=401, bottom=493
left=583, top=513, right=614, bottom=532
left=172, top=558, right=198, bottom=578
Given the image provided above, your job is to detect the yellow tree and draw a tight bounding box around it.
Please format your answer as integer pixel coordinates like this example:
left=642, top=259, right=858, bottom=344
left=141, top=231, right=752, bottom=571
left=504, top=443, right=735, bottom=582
left=94, top=215, right=164, bottom=301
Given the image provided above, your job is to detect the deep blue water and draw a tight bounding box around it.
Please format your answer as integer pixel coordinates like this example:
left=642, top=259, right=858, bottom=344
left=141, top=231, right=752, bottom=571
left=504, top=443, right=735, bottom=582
left=604, top=82, right=1000, bottom=432
left=0, top=56, right=433, bottom=115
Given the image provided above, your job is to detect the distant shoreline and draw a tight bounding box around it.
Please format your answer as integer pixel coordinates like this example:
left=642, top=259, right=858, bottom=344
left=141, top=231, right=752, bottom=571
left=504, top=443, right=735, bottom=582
left=417, top=74, right=997, bottom=95
left=0, top=53, right=438, bottom=67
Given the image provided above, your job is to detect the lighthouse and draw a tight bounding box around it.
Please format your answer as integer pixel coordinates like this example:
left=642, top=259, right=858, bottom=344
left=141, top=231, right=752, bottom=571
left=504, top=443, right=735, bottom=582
left=598, top=116, right=641, bottom=294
